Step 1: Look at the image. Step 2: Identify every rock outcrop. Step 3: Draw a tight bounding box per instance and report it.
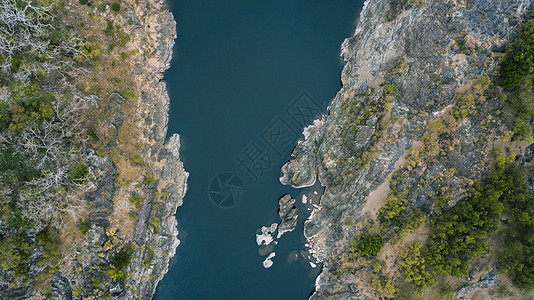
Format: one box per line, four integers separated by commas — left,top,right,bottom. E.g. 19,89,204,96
277,194,299,238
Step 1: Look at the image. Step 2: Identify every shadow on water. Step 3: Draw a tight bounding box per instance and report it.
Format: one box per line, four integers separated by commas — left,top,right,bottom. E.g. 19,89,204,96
155,1,363,299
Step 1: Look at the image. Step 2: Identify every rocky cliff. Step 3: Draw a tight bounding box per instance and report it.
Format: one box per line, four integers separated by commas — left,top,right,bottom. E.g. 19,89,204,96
282,0,534,298
0,0,185,298
71,0,188,298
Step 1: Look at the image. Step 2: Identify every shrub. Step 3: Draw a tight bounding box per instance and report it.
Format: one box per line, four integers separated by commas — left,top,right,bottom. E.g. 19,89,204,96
426,165,507,276
68,163,89,182
499,11,534,89
143,248,155,266
36,227,59,245
129,193,142,209
400,243,435,295
383,84,397,95
77,221,92,235
0,101,11,131
104,20,114,35
143,174,156,185
6,81,56,131
439,284,453,299
495,164,534,290
349,234,383,257
149,217,161,234
110,2,120,12
0,234,32,274
0,145,37,182
132,154,141,163
128,211,138,221
97,3,106,12
111,244,134,270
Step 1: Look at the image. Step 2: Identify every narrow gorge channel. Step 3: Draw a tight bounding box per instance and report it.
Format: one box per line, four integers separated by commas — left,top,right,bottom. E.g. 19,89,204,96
154,1,363,299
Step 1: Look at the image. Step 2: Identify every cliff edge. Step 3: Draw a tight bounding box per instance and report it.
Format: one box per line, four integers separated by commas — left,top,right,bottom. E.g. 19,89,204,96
282,0,534,298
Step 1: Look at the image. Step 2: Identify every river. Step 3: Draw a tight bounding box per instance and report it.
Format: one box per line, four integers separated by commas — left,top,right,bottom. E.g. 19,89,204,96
155,1,363,299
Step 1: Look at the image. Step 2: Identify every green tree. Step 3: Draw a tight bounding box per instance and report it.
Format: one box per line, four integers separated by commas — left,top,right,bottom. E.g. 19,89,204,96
349,234,383,257
400,243,435,295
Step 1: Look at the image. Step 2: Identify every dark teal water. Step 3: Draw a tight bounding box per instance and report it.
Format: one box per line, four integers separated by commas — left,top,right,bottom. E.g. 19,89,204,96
155,1,362,299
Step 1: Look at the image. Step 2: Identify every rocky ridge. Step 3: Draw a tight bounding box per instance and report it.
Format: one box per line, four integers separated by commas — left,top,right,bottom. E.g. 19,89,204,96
55,0,186,299
282,0,533,298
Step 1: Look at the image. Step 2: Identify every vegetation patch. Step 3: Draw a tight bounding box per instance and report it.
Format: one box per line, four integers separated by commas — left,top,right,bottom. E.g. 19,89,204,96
399,243,435,295
349,234,383,258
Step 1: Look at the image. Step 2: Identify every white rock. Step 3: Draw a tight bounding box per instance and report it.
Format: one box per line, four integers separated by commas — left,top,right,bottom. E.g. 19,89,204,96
255,223,278,246
263,252,276,268
302,194,308,204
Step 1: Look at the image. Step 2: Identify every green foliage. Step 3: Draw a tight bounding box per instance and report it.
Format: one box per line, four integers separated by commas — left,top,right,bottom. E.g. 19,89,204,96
399,243,435,295
143,174,156,185
0,101,11,131
36,227,61,265
36,227,59,245
5,81,55,131
0,234,32,276
349,234,383,258
496,285,515,297
118,32,129,47
132,154,141,163
1,201,33,230
77,221,92,235
76,41,101,61
501,90,534,141
110,2,120,12
379,193,408,223
129,193,142,209
110,244,134,272
88,274,104,288
0,145,37,182
406,0,426,7
107,267,124,281
368,261,397,298
378,191,427,240
499,11,534,89
439,284,453,299
426,166,507,277
128,211,138,221
383,84,397,96
494,150,516,170
68,163,89,182
452,76,490,121
148,217,161,234
104,20,114,36
97,3,106,12
495,164,534,290
143,247,155,266
497,12,534,141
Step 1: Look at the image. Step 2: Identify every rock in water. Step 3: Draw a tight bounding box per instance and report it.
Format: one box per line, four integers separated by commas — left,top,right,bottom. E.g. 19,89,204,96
255,223,278,246
277,194,298,238
263,252,276,268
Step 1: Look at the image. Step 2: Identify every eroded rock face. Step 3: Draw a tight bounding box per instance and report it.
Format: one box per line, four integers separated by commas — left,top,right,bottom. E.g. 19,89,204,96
121,2,188,298
277,194,299,238
49,0,186,299
281,0,533,298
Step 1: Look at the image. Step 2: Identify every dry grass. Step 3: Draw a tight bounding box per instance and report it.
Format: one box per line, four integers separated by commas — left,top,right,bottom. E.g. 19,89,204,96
53,0,152,239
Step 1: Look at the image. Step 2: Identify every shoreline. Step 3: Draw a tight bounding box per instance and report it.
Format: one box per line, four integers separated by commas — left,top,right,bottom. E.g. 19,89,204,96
281,0,532,298
124,0,188,297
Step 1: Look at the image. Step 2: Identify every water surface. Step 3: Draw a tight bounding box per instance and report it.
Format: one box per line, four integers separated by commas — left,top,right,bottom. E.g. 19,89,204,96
156,1,362,299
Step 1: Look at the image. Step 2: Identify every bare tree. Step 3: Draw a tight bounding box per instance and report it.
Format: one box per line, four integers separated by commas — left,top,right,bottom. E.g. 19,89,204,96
0,0,88,82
